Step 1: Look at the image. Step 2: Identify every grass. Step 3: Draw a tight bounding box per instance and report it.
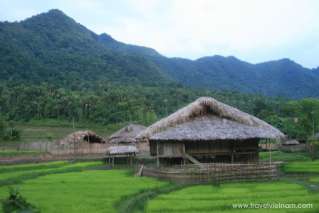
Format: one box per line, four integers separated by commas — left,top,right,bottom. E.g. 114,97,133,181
283,160,319,173
0,150,42,157
0,166,166,213
260,151,319,174
0,161,104,186
0,161,67,174
259,151,312,162
117,183,184,213
146,181,319,212
310,177,319,183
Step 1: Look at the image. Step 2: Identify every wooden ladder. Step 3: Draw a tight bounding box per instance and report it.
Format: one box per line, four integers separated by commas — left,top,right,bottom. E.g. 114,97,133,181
184,153,204,168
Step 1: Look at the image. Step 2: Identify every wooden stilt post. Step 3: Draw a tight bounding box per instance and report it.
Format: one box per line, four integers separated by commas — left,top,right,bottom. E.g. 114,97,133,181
269,142,272,164
182,143,186,167
156,143,160,168
231,141,234,163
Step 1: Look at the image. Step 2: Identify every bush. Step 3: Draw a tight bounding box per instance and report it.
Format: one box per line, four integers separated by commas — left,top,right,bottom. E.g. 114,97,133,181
309,140,319,160
0,118,6,139
2,187,40,213
3,127,21,141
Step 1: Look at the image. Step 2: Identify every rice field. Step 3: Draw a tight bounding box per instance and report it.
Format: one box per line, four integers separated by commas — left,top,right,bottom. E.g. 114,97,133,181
146,182,319,213
259,151,312,162
0,161,166,213
0,150,42,158
283,160,319,173
0,152,318,213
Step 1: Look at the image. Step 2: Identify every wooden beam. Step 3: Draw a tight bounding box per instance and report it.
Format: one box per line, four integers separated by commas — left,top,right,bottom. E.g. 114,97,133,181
184,153,204,168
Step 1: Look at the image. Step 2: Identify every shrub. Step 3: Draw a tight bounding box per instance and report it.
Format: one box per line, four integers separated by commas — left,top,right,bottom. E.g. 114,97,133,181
2,187,40,213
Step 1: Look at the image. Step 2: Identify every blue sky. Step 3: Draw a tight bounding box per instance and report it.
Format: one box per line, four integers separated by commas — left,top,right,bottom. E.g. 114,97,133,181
1,0,318,68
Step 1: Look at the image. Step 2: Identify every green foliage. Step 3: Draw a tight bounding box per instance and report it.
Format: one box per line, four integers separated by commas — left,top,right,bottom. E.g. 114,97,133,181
2,187,40,213
0,118,5,139
1,82,319,141
0,83,269,126
308,138,319,160
0,118,21,142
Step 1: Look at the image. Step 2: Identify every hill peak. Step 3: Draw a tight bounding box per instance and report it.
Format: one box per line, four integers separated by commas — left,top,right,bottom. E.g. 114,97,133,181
47,9,66,15
98,33,116,43
22,9,73,25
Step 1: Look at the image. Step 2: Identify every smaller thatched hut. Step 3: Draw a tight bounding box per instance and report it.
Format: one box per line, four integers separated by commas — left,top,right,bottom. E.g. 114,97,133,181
106,124,146,166
280,139,305,152
58,130,105,145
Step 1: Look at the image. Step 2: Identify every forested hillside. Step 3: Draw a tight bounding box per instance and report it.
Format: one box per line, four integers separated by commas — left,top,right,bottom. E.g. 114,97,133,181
0,9,171,89
0,9,319,98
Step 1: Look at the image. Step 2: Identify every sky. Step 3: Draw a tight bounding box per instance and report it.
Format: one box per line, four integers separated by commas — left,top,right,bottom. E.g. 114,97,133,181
0,0,318,68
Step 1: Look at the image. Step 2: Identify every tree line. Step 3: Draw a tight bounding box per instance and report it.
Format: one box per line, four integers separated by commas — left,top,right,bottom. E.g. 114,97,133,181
0,83,318,141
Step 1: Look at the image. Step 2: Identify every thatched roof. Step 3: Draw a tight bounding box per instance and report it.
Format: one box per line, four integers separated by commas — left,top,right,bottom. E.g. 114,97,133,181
108,124,146,144
282,139,300,145
107,145,138,154
58,130,105,145
137,97,285,142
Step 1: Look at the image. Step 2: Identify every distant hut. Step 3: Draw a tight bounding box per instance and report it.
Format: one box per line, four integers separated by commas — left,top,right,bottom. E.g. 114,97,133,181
53,130,106,156
106,124,146,166
137,97,284,167
58,130,105,145
282,139,300,146
280,139,305,152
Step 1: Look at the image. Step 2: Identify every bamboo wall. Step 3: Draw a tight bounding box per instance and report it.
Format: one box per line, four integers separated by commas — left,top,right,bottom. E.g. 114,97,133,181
142,162,280,183
0,141,110,155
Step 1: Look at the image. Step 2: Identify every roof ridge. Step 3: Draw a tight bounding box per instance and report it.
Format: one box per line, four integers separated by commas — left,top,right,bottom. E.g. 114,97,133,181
137,97,284,140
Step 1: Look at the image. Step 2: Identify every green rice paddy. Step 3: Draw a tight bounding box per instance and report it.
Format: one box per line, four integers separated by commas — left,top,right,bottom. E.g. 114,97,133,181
0,161,166,213
0,152,318,213
283,160,319,173
146,182,319,213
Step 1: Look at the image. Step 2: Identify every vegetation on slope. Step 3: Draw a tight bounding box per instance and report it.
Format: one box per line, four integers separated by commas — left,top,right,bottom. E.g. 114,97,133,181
1,9,319,98
1,84,319,142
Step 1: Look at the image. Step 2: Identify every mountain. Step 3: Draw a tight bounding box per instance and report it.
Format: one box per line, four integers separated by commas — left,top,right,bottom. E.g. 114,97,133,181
153,56,319,98
1,9,319,98
0,9,171,89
